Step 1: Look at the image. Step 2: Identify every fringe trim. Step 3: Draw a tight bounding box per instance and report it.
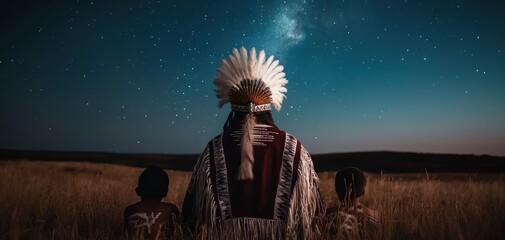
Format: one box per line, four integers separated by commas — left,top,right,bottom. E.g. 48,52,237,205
286,145,322,240
273,133,297,220
190,142,219,239
216,218,285,240
213,135,232,220
238,113,256,180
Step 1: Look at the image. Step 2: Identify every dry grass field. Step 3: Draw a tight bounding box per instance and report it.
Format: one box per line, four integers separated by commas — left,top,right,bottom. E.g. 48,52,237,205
0,160,504,239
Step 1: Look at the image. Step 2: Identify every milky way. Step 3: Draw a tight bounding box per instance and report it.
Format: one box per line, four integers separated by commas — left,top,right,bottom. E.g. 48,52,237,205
267,0,306,55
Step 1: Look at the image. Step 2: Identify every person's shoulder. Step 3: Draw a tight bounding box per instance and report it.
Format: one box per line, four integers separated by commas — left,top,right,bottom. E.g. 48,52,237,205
161,202,180,215
124,202,141,216
199,135,222,153
356,204,380,224
162,202,179,210
278,129,303,143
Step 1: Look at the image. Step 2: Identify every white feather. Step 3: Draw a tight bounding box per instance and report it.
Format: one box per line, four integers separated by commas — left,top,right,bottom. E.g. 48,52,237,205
229,54,241,81
218,61,235,83
249,47,257,77
255,50,266,78
240,47,249,79
217,59,238,91
262,60,280,84
270,72,286,83
260,56,275,77
264,65,283,85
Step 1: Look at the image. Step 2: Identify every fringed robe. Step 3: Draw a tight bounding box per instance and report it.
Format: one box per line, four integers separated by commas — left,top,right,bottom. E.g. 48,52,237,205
182,124,322,239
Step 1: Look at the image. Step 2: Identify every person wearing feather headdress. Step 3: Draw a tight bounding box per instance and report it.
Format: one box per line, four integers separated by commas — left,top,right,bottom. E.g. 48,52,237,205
182,47,322,239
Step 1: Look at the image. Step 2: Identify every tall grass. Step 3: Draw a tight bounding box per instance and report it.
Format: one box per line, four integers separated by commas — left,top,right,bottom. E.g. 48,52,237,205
0,160,504,239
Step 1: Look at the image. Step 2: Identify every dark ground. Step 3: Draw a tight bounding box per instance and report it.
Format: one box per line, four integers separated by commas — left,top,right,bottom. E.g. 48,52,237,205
1,149,504,173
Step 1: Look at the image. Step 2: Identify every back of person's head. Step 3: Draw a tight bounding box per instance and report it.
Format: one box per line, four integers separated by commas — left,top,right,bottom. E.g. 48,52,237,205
136,166,169,199
335,167,366,203
223,110,275,130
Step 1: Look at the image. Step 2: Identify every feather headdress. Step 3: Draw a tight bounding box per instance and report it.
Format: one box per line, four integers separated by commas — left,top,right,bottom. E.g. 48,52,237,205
213,47,288,111
213,47,288,180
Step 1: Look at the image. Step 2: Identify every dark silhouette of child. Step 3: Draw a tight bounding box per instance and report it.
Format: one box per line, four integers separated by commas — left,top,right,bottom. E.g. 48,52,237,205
124,166,180,240
326,167,379,239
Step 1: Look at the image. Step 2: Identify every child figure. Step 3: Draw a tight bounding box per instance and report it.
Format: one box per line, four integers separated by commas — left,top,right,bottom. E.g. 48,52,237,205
326,167,379,239
124,166,180,240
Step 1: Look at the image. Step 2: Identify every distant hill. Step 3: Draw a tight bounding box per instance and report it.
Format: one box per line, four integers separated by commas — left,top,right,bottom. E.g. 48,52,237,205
312,151,505,173
0,149,197,171
1,149,504,173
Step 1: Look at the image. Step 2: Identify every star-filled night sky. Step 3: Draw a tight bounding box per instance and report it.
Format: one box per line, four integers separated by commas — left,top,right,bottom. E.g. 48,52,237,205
1,0,504,156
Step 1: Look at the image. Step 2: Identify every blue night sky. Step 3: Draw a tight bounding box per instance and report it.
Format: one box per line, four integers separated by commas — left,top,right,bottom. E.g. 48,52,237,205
1,0,504,156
